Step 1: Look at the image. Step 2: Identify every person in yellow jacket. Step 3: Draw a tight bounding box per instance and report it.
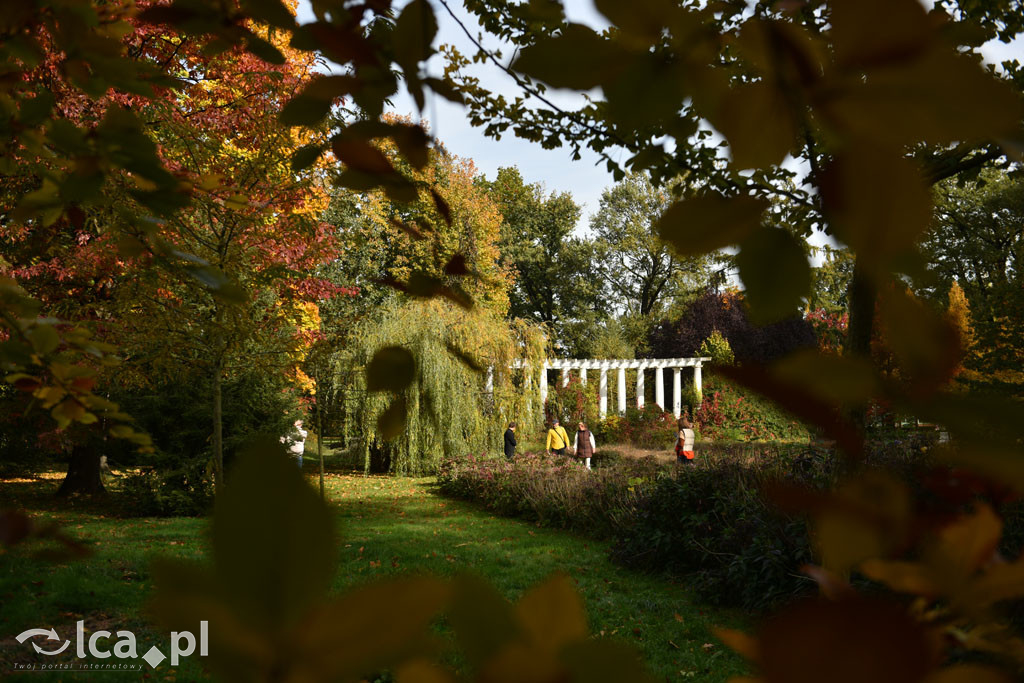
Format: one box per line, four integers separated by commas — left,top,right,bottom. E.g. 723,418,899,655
546,418,570,457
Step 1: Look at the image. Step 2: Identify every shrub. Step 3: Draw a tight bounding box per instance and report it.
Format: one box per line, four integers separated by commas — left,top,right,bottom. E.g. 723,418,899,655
593,404,677,450
111,370,301,516
437,450,667,538
544,375,600,427
440,440,940,613
610,448,823,611
120,455,213,517
694,376,811,442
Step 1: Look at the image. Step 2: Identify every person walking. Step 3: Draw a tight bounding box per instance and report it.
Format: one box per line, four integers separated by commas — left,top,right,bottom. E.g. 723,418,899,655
504,421,517,459
546,418,570,457
283,419,307,468
573,421,595,470
675,416,695,464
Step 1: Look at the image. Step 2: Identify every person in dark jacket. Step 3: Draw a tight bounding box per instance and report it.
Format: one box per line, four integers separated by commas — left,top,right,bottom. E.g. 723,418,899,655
503,421,517,459
573,421,595,470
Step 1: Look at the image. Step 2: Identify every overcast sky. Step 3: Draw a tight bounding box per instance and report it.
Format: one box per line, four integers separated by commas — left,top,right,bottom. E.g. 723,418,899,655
297,0,1024,242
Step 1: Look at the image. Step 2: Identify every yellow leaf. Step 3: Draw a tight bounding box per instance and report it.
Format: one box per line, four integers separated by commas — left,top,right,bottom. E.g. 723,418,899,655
933,503,1001,583
957,559,1024,610
816,512,884,575
713,81,796,169
34,385,67,409
224,194,248,210
924,665,1013,683
714,627,760,662
859,559,940,597
395,658,457,683
197,173,225,191
515,573,587,654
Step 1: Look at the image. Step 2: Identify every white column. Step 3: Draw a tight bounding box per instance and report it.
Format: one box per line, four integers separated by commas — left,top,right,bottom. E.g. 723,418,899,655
617,367,626,415
580,367,588,386
672,367,682,418
655,366,664,410
694,363,703,403
636,364,645,409
562,367,570,387
599,367,608,418
539,365,548,406
486,366,494,395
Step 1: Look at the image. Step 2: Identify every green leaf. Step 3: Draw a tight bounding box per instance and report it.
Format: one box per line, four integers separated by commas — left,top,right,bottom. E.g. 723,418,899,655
291,144,323,172
736,227,810,323
604,53,689,128
423,77,464,105
822,47,1023,147
771,351,880,405
829,0,930,70
27,324,60,355
212,441,337,632
392,0,437,73
19,90,55,126
712,81,797,169
186,266,247,304
377,396,408,440
301,74,359,100
245,34,286,65
877,289,960,390
240,0,295,29
657,194,768,255
332,137,395,174
390,122,431,170
513,24,629,89
594,0,677,43
280,95,333,127
295,576,451,681
820,147,931,267
448,575,520,669
366,346,416,392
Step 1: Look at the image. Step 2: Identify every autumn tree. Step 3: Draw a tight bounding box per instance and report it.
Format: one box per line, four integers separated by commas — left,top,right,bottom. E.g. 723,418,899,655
921,168,1024,391
480,166,601,357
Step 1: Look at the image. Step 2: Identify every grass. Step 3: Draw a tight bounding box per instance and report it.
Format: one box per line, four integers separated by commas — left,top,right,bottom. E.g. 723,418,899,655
0,463,750,682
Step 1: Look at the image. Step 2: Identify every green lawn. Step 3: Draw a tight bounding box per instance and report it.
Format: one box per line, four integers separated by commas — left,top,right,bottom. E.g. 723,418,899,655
0,467,749,681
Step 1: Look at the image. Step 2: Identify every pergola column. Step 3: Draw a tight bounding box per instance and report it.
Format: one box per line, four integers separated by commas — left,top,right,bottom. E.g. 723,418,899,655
562,368,570,387
636,364,645,409
599,367,608,418
539,365,548,406
486,366,494,395
672,367,682,418
580,367,588,386
694,363,703,402
654,366,664,410
617,367,626,415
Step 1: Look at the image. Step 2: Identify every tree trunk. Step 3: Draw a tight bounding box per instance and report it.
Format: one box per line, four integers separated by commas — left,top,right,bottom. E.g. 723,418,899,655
845,257,877,433
213,358,224,497
56,443,105,497
317,390,325,501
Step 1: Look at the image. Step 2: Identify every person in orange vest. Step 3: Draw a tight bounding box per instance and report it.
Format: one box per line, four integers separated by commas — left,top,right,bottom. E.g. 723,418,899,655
546,418,570,457
675,416,695,464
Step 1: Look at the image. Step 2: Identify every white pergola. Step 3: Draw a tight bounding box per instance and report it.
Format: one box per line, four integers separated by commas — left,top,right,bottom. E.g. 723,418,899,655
498,358,710,419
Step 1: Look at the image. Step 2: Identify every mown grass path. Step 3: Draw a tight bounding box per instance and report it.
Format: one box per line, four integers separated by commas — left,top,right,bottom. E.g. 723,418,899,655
1,470,749,681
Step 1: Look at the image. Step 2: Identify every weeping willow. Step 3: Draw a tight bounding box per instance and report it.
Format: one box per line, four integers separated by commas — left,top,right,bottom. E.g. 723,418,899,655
342,299,546,474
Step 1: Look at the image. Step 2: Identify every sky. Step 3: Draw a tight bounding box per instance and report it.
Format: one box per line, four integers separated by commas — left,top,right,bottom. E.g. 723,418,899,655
296,0,1024,240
